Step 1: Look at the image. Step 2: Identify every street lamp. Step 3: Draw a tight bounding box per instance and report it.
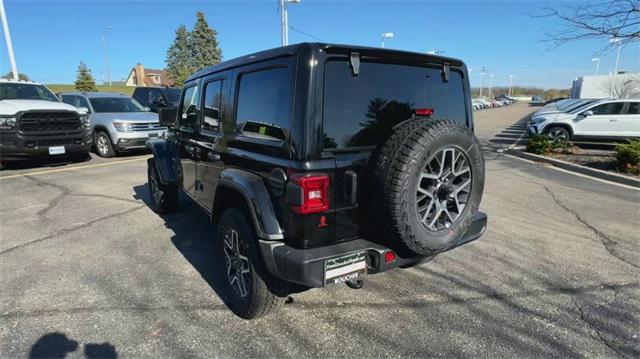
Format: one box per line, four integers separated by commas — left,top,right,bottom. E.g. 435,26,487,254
381,32,394,48
488,74,494,98
610,37,622,77
279,0,300,46
591,57,600,76
0,0,18,80
508,74,515,97
102,26,113,86
479,67,486,98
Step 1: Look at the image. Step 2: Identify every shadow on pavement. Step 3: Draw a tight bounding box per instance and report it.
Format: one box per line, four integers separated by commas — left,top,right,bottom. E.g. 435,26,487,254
132,184,231,307
29,332,117,358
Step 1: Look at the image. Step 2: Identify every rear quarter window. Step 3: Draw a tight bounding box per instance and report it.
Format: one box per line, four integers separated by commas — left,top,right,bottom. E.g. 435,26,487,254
323,61,467,149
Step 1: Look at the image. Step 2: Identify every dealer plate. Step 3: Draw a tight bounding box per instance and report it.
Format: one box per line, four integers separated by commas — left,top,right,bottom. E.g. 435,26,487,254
324,251,367,286
48,146,66,155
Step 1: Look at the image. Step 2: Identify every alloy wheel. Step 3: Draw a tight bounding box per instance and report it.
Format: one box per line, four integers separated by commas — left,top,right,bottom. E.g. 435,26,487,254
96,135,109,156
548,128,569,142
416,147,472,231
223,227,251,298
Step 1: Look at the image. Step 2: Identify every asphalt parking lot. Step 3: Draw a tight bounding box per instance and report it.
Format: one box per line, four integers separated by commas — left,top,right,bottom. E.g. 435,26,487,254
1,103,638,358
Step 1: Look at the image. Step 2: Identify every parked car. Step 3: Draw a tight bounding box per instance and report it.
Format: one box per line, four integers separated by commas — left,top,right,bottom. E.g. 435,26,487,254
533,98,598,117
0,79,91,164
146,43,487,319
60,92,164,158
132,87,181,113
529,96,546,106
528,99,640,141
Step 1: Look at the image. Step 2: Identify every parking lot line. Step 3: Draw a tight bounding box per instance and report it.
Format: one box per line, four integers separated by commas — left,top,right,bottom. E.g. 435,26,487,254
0,156,150,180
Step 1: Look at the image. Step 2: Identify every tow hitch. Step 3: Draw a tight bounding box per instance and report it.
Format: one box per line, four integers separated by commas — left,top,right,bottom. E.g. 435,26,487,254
345,278,364,289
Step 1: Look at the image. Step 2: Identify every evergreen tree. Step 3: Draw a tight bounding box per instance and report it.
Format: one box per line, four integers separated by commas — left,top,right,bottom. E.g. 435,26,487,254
190,12,222,70
165,25,194,86
74,62,97,92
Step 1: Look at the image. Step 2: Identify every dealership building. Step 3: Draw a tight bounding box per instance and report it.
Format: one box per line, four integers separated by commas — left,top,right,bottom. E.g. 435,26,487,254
571,72,640,99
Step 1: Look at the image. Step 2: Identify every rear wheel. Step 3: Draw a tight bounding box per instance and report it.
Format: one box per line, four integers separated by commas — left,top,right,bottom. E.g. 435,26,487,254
372,119,485,256
214,208,284,319
94,131,116,158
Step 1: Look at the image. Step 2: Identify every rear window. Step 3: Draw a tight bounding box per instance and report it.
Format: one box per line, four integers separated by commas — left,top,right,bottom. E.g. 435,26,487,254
323,61,467,149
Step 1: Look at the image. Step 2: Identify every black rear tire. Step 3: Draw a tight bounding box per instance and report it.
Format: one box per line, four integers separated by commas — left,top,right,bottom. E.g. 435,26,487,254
147,158,179,213
372,118,485,256
213,208,284,319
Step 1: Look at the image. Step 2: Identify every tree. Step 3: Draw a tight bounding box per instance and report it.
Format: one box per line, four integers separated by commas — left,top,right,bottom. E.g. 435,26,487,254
190,12,223,70
74,62,97,92
165,25,194,86
2,72,30,81
537,0,640,50
599,74,640,98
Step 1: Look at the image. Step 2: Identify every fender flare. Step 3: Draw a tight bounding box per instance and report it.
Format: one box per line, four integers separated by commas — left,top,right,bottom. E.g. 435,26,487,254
147,139,179,186
216,168,284,240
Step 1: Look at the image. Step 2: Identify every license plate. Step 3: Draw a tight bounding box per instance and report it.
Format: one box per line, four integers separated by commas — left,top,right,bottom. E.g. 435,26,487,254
148,132,158,138
324,251,367,286
48,146,66,155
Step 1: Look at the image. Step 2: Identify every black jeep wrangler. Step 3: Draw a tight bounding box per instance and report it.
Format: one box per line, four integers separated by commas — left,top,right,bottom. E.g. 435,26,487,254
147,43,486,319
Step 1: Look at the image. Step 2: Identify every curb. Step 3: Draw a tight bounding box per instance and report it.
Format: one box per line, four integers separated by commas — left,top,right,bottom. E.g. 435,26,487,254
505,149,640,188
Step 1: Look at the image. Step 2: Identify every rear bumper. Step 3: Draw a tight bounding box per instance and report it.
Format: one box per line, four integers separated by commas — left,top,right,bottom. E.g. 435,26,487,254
260,211,488,288
0,130,92,160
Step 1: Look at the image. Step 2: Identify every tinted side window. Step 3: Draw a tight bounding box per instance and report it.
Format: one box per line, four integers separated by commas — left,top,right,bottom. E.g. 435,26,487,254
178,85,200,131
590,102,624,115
625,102,640,115
148,89,163,105
202,80,223,132
323,61,467,149
133,89,146,104
235,67,291,141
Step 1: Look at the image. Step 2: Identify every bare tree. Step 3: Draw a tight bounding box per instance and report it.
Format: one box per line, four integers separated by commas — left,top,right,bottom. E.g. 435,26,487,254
599,74,640,98
537,0,640,50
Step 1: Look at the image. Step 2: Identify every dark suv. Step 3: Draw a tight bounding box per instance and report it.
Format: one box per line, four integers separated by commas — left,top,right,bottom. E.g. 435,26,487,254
132,87,181,113
147,43,486,319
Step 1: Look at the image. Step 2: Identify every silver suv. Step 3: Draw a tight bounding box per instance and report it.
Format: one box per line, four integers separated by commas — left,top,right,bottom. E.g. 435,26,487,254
60,92,165,157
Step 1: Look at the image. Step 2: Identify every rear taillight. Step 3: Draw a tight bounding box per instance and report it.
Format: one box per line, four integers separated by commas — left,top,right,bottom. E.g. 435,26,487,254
415,108,434,116
290,173,329,214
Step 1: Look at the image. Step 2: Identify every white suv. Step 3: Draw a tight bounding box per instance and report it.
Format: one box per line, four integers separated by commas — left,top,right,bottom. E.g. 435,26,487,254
528,99,640,142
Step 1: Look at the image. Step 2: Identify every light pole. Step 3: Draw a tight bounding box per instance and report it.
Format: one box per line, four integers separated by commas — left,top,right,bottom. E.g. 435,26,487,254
279,0,300,46
381,32,394,48
479,66,486,98
591,57,600,76
0,0,18,80
102,26,113,86
508,74,515,97
488,74,494,98
611,37,622,77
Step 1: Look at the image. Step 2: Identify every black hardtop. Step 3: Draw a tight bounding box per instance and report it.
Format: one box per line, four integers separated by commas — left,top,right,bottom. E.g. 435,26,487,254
186,42,465,82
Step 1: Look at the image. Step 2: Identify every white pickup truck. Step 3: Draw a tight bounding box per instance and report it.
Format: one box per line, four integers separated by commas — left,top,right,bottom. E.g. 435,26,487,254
0,79,92,163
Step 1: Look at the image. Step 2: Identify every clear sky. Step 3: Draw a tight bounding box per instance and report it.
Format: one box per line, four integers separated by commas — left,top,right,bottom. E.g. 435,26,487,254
1,0,638,89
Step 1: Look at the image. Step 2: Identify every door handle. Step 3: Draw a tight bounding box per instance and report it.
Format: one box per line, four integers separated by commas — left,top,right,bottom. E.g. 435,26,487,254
609,119,618,122
207,152,221,161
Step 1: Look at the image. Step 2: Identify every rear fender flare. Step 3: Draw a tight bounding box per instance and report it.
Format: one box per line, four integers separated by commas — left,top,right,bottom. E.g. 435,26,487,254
147,139,179,186
215,168,284,240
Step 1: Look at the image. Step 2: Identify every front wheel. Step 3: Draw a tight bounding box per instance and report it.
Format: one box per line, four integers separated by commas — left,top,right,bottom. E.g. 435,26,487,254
214,208,284,319
94,131,116,158
546,126,571,143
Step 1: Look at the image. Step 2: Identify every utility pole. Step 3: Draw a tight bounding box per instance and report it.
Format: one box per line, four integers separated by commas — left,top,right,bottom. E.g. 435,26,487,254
102,26,113,86
508,74,515,97
488,74,494,98
479,66,486,98
279,0,300,46
0,0,18,80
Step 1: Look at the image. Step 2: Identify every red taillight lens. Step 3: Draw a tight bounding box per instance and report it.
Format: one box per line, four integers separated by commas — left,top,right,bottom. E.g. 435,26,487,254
384,251,396,263
290,173,329,214
415,108,434,116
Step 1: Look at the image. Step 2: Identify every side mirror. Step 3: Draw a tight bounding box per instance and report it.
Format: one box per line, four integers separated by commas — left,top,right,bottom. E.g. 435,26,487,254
78,107,89,114
582,110,594,117
144,107,151,112
158,107,178,127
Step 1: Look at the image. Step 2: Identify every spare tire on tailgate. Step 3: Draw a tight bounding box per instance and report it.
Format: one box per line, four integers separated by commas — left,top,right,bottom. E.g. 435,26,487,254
372,118,485,256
